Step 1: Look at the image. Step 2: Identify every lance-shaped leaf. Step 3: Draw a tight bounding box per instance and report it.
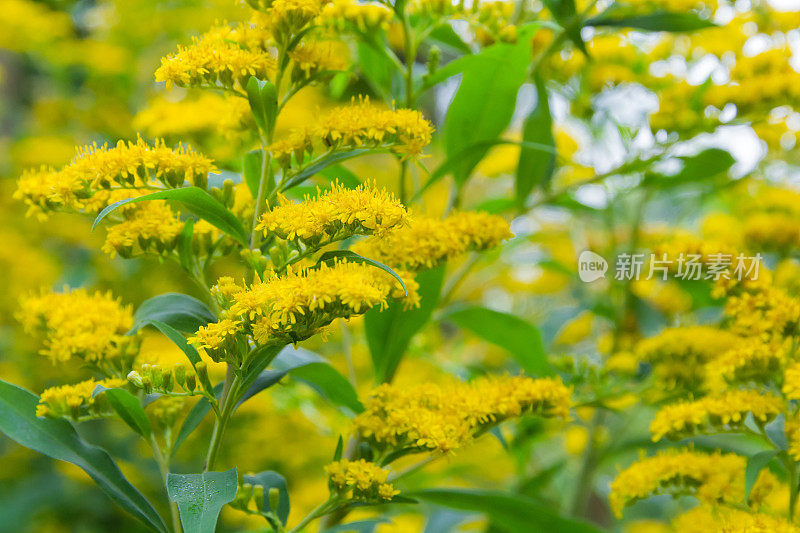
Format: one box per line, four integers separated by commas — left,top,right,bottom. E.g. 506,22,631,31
586,10,715,32
138,320,203,368
93,187,248,245
246,77,278,137
517,76,555,202
282,149,373,191
131,293,216,335
166,468,238,533
412,488,603,533
444,306,553,376
366,266,445,382
92,386,152,439
745,451,778,502
0,380,168,532
243,149,265,198
443,27,535,187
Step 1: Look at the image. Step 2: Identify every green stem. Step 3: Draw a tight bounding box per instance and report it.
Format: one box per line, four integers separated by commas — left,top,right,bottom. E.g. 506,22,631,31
250,148,273,250
151,436,182,533
203,368,241,472
289,497,340,533
789,458,798,521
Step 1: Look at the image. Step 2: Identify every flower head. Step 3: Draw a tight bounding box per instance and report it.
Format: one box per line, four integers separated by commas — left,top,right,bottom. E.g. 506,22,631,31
324,459,399,501
37,378,127,420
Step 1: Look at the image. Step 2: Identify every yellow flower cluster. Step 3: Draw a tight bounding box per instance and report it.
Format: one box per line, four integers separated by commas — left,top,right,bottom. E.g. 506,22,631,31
353,376,571,453
0,0,72,53
14,138,215,217
257,182,409,247
271,98,434,161
191,261,414,357
635,326,738,390
19,289,139,369
259,0,329,39
706,48,800,115
354,211,512,271
705,338,786,390
782,361,800,400
288,41,348,81
133,94,253,140
324,459,399,501
673,506,800,533
649,390,783,442
724,285,800,341
102,202,185,259
37,378,128,419
609,449,766,518
320,0,392,32
155,22,276,92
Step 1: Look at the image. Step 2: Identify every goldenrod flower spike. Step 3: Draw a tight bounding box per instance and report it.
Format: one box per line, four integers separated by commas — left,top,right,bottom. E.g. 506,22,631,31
354,211,513,271
37,378,128,420
609,449,775,518
18,289,138,368
324,459,399,501
353,375,571,454
256,181,409,248
218,259,417,346
649,390,783,442
14,137,216,218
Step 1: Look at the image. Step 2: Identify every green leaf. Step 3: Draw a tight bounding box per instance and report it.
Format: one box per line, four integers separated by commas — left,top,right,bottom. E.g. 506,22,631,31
239,344,285,395
321,520,390,533
333,435,344,461
517,76,555,202
243,149,265,198
167,468,238,533
93,187,249,245
412,488,603,533
357,41,403,101
317,250,407,295
366,266,445,382
745,450,778,502
428,23,472,55
0,380,168,532
443,28,535,186
444,306,552,376
140,320,203,367
238,347,364,413
765,414,788,450
416,139,557,202
177,219,196,273
132,293,216,335
172,383,223,458
291,363,364,413
243,471,290,526
586,10,715,32
246,77,278,137
92,386,152,439
282,149,373,192
669,148,735,184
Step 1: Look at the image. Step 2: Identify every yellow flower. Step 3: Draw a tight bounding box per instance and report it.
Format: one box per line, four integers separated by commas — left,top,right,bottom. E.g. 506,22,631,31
324,459,399,501
133,93,253,140
320,0,392,32
288,40,348,80
649,390,783,442
609,449,771,518
673,505,800,533
705,338,786,391
189,319,244,363
155,21,276,92
354,211,512,270
220,260,415,346
14,138,216,218
19,289,139,370
37,378,128,420
635,326,738,391
353,375,571,454
102,202,185,259
257,182,409,247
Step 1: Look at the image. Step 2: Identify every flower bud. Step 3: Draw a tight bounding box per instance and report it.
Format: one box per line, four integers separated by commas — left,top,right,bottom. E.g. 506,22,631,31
174,363,186,388
127,371,144,389
161,367,174,392
195,361,212,391
268,487,280,513
185,371,197,392
254,486,266,512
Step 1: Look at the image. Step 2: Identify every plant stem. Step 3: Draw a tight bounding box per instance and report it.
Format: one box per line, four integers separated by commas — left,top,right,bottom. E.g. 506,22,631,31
151,436,182,533
398,10,416,204
203,367,241,472
789,458,798,521
289,497,339,533
250,148,273,250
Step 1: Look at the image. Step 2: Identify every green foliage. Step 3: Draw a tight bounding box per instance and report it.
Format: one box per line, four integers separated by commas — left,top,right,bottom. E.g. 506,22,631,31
166,468,238,533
